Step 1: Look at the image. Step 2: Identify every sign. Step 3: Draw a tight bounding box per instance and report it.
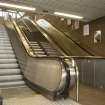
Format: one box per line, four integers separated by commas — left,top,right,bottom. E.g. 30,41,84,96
83,24,89,36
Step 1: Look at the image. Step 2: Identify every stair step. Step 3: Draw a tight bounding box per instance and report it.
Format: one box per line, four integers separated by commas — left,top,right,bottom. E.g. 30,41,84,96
0,50,14,54
0,39,10,41
0,37,8,38
0,47,12,50
0,69,21,75
0,34,8,36
0,59,17,63
0,45,12,48
0,54,15,59
0,75,23,81
0,63,18,69
0,42,11,45
0,81,25,88
0,43,11,46
0,27,25,88
0,36,9,38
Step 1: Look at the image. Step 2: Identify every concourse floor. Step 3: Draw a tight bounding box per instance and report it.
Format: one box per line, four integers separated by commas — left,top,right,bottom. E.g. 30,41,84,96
70,84,105,105
1,86,80,105
0,84,105,105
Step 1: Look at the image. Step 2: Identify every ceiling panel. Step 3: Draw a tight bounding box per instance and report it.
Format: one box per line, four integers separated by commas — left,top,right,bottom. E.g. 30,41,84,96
1,0,105,21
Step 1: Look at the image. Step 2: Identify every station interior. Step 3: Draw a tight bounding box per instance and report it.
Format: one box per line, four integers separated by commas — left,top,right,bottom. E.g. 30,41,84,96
0,0,105,105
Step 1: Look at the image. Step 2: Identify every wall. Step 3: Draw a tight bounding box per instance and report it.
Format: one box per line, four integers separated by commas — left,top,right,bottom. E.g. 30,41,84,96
35,15,105,57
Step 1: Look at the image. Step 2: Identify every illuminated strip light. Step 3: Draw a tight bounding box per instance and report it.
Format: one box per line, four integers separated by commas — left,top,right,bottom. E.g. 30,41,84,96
54,12,83,19
0,2,36,11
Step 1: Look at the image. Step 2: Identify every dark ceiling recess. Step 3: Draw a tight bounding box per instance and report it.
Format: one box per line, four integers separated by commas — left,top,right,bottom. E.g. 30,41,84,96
42,10,49,13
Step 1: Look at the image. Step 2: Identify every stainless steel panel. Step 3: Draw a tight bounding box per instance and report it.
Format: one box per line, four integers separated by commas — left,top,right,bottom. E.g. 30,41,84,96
95,59,105,88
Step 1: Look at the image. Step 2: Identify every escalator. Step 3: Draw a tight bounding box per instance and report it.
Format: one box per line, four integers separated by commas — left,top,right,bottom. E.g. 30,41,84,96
28,18,92,57
3,16,79,103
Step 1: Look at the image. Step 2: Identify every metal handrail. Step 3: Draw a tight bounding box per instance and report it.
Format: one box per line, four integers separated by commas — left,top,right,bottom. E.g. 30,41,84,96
12,20,36,57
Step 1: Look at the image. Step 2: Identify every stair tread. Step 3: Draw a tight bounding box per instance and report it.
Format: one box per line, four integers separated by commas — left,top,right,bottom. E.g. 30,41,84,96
0,27,24,88
0,81,25,88
0,75,23,81
0,59,17,63
0,63,19,69
0,69,21,75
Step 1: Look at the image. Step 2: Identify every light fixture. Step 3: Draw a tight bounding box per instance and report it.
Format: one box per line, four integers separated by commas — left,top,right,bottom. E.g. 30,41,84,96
0,2,36,11
54,12,83,20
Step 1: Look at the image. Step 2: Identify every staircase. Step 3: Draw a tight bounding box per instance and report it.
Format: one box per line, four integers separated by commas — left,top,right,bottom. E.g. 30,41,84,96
0,25,25,88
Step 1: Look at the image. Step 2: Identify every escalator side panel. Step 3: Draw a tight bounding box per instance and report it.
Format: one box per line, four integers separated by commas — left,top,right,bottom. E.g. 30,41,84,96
25,58,62,91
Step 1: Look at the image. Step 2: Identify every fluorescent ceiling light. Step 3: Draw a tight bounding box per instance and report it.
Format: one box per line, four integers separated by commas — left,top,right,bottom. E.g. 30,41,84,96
54,12,83,19
0,2,36,11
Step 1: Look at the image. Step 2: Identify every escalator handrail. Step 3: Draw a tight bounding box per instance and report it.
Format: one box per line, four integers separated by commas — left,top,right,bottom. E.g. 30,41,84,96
12,19,36,57
10,19,68,59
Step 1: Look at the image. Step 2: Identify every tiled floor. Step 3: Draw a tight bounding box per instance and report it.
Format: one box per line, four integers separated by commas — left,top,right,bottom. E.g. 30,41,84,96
0,84,105,105
70,84,105,105
1,86,80,105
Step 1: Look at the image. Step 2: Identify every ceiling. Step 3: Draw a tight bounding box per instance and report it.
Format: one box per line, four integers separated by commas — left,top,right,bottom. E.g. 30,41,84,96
1,0,105,21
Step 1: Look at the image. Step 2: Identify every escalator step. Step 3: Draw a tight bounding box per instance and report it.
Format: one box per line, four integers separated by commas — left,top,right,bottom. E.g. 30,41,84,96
30,43,39,46
45,49,57,52
29,42,38,44
33,49,43,51
47,52,58,55
32,46,40,48
35,51,45,54
37,55,47,57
